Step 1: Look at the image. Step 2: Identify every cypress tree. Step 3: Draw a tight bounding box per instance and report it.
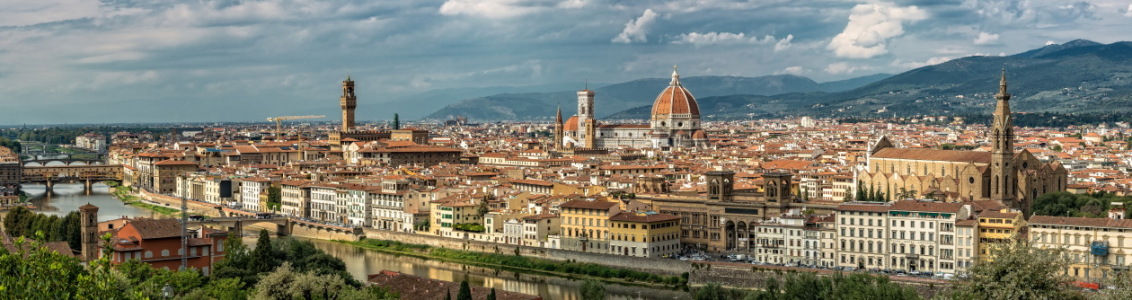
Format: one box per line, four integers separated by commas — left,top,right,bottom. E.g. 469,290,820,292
457,280,472,300
393,113,400,130
487,288,496,300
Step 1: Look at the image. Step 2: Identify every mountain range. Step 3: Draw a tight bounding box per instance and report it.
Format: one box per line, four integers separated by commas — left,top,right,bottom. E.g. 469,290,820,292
422,74,892,121
610,40,1132,120
422,39,1132,122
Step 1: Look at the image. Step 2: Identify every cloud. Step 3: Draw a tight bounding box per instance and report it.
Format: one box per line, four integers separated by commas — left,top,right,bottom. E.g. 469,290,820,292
439,0,571,19
777,66,806,75
973,32,1000,45
612,9,659,44
670,32,787,45
893,56,953,69
774,34,794,52
1125,4,1132,17
827,2,928,58
825,62,859,74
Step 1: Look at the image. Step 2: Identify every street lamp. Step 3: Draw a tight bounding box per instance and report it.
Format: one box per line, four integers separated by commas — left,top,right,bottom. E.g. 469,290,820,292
162,284,174,299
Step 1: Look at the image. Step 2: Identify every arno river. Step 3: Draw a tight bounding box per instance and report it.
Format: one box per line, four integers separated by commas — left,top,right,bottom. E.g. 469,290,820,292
16,184,690,300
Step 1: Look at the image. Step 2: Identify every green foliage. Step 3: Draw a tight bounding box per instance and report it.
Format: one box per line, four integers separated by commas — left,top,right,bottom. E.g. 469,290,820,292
940,144,978,151
487,288,497,300
457,280,472,300
453,223,486,233
949,238,1082,300
251,229,278,273
694,282,727,300
249,262,396,300
1032,192,1129,218
580,279,606,300
0,137,21,153
266,186,282,212
1,206,81,249
744,272,920,300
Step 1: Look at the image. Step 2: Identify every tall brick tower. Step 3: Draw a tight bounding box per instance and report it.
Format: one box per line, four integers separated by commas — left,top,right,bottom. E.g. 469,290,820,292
79,203,99,261
340,76,357,132
990,70,1016,208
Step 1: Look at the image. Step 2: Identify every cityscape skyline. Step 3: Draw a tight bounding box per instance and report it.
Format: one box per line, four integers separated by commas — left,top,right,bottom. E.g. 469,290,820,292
4,0,1132,124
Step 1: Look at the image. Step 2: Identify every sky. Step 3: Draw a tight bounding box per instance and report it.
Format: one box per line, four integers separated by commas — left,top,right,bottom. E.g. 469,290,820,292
3,0,1132,124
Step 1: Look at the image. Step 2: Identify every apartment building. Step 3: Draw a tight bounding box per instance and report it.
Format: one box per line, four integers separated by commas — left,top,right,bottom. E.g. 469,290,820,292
1028,215,1132,282
607,211,680,258
558,199,620,253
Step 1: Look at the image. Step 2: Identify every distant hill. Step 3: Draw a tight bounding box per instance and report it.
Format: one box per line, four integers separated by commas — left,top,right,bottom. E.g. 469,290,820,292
608,40,1132,120
422,74,890,121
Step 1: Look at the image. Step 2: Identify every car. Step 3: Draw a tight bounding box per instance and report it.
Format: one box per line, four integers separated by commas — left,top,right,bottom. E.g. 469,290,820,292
896,271,907,276
909,270,922,276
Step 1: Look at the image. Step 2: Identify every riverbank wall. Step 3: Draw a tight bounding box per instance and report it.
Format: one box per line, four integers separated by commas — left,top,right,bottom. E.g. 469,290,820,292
362,228,691,276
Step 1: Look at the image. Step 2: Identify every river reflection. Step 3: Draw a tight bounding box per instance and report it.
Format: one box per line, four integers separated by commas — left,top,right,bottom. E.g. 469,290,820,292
300,238,690,300
20,183,160,222
12,185,689,300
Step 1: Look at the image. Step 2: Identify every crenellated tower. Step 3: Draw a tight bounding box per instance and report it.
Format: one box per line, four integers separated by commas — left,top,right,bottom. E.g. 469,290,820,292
577,89,596,148
340,76,357,132
990,69,1016,207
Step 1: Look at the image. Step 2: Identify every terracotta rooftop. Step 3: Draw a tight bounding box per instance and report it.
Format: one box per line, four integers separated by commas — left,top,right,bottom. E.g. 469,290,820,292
126,219,183,239
872,148,991,164
1028,215,1132,228
609,211,680,223
559,199,619,210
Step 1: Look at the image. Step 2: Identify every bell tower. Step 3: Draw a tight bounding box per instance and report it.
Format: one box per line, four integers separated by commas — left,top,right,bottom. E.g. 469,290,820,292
340,76,357,132
577,89,596,148
990,69,1016,208
79,203,99,261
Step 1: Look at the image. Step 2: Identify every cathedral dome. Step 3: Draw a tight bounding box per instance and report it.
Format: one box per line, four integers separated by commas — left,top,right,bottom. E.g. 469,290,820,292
651,68,700,117
563,116,579,131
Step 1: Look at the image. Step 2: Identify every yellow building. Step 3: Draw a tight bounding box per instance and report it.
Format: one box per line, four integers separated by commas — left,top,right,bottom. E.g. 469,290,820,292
976,209,1024,260
608,211,681,258
559,199,620,253
430,198,483,237
1029,215,1132,282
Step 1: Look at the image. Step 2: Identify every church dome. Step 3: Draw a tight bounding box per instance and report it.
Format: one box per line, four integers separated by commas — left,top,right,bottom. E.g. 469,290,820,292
563,116,579,131
651,68,700,117
692,129,707,140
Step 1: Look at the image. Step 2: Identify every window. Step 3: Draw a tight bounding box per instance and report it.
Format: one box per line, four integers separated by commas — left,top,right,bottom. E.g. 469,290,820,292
161,250,170,257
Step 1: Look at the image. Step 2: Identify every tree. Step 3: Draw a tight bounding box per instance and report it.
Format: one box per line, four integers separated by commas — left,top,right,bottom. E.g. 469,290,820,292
251,229,278,273
266,186,282,212
949,238,1083,300
457,279,472,300
487,288,497,300
694,282,726,300
580,279,606,300
393,113,400,130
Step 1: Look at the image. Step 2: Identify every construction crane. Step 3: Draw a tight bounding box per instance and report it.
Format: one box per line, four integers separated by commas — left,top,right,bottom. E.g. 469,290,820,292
266,115,324,140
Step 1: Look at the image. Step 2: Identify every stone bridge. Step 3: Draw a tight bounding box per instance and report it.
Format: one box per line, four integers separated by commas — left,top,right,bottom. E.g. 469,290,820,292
21,154,106,167
21,164,123,191
190,216,291,236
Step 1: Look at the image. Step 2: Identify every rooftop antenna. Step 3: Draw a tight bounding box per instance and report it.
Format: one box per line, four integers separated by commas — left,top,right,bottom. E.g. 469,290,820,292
585,79,588,90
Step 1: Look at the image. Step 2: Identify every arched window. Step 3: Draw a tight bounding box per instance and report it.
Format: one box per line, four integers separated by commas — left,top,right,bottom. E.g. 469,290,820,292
145,251,153,258
161,249,169,257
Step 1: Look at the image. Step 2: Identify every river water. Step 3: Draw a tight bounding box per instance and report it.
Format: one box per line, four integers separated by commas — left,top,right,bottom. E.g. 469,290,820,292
16,186,690,300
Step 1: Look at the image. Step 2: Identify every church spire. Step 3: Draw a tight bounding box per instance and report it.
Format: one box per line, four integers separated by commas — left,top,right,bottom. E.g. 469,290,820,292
556,103,562,124
990,68,1016,207
995,69,1009,101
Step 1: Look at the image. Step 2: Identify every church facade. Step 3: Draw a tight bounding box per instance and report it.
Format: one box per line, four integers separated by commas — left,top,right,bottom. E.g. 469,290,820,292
855,71,1067,215
555,68,709,150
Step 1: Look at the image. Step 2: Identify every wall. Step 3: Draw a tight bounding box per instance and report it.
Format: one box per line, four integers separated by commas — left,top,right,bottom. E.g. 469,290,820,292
361,229,690,275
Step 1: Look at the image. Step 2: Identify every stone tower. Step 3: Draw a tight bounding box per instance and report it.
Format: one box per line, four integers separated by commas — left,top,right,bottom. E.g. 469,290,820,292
990,70,1016,208
705,170,735,202
554,104,564,151
340,76,357,132
576,89,596,148
79,203,99,261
